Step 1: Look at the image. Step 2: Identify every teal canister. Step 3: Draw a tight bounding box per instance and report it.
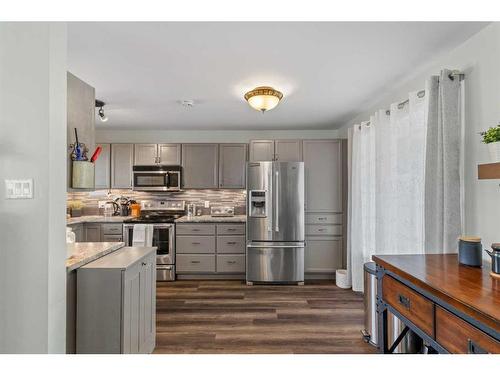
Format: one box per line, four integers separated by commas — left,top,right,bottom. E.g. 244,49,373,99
458,236,483,267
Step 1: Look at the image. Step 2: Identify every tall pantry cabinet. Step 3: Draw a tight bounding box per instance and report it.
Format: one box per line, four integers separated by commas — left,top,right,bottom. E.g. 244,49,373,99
302,140,345,278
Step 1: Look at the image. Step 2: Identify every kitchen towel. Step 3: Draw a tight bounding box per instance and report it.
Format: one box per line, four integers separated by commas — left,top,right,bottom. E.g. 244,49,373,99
133,224,153,247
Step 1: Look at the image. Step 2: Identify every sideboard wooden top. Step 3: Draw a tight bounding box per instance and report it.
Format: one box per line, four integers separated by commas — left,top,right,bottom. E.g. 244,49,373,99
373,254,500,332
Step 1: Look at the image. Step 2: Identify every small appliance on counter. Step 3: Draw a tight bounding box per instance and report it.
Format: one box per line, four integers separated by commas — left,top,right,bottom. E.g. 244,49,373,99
210,206,235,217
104,201,119,217
485,243,500,278
458,236,483,267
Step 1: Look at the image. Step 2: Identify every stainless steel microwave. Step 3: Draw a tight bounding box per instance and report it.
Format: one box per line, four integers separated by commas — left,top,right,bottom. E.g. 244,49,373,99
132,165,182,191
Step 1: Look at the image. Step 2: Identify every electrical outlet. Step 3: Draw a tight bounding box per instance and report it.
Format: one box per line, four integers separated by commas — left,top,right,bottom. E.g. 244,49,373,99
5,179,33,199
204,200,210,208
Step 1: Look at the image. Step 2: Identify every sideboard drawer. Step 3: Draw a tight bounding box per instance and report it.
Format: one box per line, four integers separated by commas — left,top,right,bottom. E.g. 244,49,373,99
436,306,500,353
382,275,434,337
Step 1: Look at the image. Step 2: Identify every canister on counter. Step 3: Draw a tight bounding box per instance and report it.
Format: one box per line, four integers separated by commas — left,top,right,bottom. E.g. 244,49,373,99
458,236,483,267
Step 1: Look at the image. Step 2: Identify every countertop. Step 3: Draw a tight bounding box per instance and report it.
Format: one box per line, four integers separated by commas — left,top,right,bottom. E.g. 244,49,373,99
80,246,157,269
67,215,133,225
175,215,246,223
66,242,125,272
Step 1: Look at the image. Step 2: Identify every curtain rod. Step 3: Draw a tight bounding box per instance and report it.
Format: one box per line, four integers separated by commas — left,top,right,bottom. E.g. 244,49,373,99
361,70,464,127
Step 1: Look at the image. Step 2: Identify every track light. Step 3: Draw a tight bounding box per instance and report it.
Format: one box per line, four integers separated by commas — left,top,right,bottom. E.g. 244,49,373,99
95,99,108,122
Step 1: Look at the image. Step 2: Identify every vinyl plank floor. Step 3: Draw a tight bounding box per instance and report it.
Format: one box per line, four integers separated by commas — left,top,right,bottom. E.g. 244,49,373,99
154,280,376,354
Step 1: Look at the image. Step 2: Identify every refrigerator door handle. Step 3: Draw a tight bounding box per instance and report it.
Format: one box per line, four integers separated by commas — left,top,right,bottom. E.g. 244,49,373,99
267,168,272,233
275,169,279,232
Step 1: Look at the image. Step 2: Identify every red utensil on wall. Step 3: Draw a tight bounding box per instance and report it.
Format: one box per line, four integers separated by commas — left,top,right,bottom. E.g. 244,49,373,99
90,146,102,163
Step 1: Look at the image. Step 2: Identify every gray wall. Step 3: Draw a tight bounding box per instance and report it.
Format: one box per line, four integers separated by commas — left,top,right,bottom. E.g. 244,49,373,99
339,23,500,257
0,23,67,353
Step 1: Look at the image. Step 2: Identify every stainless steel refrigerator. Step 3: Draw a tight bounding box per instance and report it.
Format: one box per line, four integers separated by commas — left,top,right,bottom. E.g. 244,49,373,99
246,161,305,284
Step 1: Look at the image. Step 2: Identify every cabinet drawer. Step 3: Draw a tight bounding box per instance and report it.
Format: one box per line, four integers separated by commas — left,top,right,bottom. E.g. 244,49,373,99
436,306,500,353
305,224,342,236
101,234,123,242
305,213,342,225
177,255,215,273
176,236,215,254
217,236,246,254
176,224,216,235
382,275,434,337
217,255,245,273
217,224,245,235
101,223,123,235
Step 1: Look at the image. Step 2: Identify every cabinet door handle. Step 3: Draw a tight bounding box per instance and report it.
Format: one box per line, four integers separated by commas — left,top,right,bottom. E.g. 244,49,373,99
226,242,237,245
227,261,237,264
190,260,200,264
398,294,411,309
318,217,327,221
191,242,201,245
192,229,200,232
141,262,147,266
317,228,325,232
227,228,236,232
468,339,488,354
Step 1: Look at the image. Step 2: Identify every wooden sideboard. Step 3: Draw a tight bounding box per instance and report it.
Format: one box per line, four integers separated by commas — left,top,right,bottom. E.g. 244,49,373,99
373,254,499,354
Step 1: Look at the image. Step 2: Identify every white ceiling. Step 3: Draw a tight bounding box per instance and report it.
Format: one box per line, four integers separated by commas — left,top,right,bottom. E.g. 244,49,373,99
68,22,487,130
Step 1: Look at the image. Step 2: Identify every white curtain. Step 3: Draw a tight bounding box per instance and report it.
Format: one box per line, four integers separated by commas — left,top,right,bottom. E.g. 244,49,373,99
349,89,430,292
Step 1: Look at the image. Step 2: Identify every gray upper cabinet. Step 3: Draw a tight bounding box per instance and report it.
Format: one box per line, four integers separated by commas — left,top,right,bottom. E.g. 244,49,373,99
111,144,134,189
134,144,181,165
275,140,302,161
249,140,275,161
94,143,111,189
182,144,219,189
219,144,247,188
134,144,157,165
249,140,302,161
303,140,342,212
158,144,181,165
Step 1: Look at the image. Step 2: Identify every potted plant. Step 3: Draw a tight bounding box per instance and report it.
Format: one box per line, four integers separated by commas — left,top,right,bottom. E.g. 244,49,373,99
481,124,500,162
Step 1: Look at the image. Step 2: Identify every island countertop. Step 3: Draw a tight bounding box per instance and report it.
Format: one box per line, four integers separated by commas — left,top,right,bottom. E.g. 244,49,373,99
175,215,246,223
67,215,133,225
66,242,125,272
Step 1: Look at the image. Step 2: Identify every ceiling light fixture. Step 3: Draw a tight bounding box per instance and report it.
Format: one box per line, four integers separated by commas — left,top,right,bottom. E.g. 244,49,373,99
244,86,283,113
95,99,108,122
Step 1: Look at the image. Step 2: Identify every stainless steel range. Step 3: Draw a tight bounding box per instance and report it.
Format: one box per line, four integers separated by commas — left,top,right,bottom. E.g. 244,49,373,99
123,200,185,281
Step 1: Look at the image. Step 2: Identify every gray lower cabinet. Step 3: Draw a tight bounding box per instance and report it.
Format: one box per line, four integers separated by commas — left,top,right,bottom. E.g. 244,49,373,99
219,144,247,188
85,224,101,242
77,247,156,354
71,224,84,242
94,143,111,189
111,144,134,189
182,144,219,188
176,223,245,276
305,237,343,274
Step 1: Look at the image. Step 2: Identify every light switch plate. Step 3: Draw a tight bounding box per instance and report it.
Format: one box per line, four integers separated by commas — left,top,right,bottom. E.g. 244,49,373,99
5,179,34,199
204,200,210,208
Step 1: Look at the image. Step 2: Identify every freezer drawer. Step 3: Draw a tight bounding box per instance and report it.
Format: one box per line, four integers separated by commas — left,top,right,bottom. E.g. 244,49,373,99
246,242,304,283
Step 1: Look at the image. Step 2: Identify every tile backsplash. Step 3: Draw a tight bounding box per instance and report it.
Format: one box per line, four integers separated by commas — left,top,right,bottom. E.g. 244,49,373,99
67,189,247,216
